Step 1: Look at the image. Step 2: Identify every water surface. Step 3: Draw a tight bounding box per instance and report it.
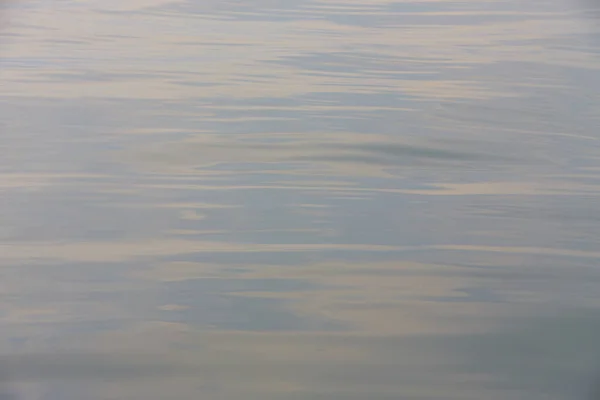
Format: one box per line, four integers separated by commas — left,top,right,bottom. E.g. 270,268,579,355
2,0,600,399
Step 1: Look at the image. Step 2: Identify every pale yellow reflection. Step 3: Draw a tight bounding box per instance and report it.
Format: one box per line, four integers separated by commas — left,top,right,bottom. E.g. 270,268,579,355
0,173,106,190
86,0,183,12
0,239,404,262
5,234,600,263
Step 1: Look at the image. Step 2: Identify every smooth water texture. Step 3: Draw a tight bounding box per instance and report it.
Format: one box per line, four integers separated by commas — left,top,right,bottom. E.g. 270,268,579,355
2,0,600,399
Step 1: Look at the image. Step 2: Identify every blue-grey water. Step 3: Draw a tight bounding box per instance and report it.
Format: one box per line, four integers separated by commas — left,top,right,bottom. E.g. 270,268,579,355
2,0,600,399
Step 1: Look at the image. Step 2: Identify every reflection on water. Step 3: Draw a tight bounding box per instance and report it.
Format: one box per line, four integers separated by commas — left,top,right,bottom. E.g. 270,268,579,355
2,0,600,399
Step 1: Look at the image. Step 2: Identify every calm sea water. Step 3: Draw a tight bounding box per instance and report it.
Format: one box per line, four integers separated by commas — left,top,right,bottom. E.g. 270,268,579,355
2,0,600,399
